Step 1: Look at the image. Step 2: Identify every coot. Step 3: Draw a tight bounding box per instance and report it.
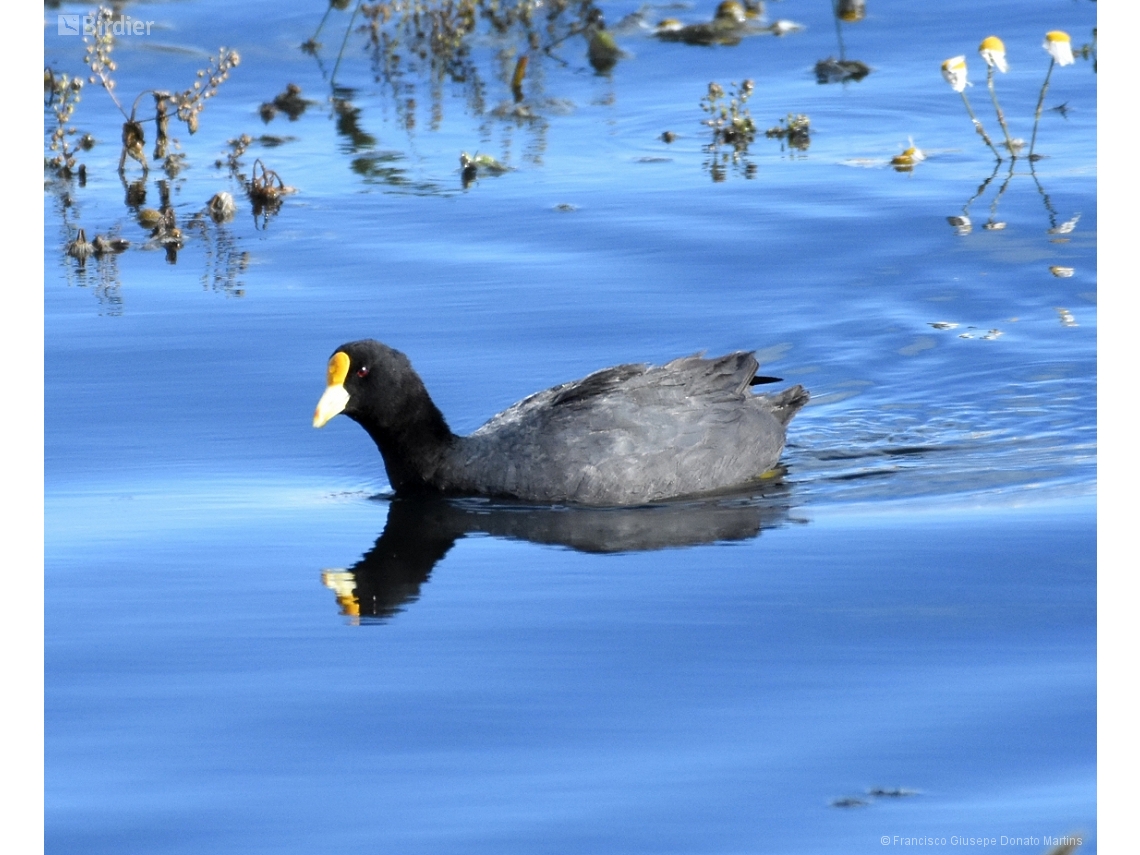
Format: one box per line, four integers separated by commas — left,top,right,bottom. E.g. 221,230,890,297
314,339,808,506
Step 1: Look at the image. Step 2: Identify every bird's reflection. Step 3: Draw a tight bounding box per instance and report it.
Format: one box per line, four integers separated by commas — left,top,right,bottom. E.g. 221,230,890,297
321,488,799,623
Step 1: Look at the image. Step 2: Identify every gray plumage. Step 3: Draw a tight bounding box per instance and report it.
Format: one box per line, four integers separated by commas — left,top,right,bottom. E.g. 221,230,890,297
321,340,809,506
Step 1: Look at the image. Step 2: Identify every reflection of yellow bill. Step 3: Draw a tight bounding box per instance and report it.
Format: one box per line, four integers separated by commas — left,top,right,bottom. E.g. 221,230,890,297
321,570,360,622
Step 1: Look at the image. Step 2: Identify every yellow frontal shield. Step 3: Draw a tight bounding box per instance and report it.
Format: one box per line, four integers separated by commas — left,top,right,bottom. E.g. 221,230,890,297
313,351,351,428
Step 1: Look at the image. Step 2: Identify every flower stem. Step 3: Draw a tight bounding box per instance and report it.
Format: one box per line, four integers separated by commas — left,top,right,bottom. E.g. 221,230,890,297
959,91,1002,161
1028,58,1056,160
831,0,847,60
961,159,1001,218
1029,158,1059,229
986,159,1015,225
986,66,1016,158
331,0,362,86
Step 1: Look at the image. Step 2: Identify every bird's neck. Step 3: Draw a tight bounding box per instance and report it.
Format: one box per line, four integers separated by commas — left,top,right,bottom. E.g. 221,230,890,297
356,397,456,495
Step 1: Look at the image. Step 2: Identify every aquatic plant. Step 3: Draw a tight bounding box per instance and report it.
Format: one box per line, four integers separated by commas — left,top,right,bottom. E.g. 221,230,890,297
246,159,295,223
818,0,869,84
701,80,756,151
459,151,511,188
890,139,925,172
260,84,311,123
941,54,1003,161
835,0,866,24
765,114,811,151
814,57,870,84
1029,31,1074,160
700,80,758,181
80,6,240,175
44,70,88,179
584,10,622,73
654,1,755,47
978,36,1018,156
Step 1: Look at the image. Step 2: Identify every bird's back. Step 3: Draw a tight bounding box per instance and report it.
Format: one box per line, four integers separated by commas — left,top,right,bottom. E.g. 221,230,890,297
444,352,808,505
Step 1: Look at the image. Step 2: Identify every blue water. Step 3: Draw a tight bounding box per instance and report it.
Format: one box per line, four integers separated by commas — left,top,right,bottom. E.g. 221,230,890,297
45,0,1096,850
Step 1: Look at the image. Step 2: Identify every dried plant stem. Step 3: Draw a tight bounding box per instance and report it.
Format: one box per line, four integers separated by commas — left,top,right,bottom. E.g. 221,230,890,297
959,90,1002,161
985,67,1016,157
1028,58,1055,159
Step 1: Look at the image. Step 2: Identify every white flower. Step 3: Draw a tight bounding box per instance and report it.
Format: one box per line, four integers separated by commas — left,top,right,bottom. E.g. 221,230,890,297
941,55,968,92
1044,31,1075,66
979,36,1008,73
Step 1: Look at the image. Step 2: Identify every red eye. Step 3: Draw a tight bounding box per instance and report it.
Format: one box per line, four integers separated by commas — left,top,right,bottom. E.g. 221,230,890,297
356,366,369,378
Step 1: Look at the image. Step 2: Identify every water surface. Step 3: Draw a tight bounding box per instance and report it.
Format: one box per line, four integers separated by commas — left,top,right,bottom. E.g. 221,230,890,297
45,0,1097,850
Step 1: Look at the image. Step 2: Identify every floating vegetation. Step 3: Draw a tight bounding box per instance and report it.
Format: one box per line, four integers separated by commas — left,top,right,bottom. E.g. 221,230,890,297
702,80,755,150
814,57,870,84
459,151,512,188
259,83,311,122
93,234,130,255
654,1,760,47
137,208,164,229
66,228,95,264
584,10,624,73
835,0,866,23
765,114,811,151
45,70,86,178
890,139,925,171
866,787,918,798
246,159,295,221
217,134,255,173
207,191,238,224
768,20,804,36
701,80,756,180
830,797,869,808
144,208,185,262
818,0,869,83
